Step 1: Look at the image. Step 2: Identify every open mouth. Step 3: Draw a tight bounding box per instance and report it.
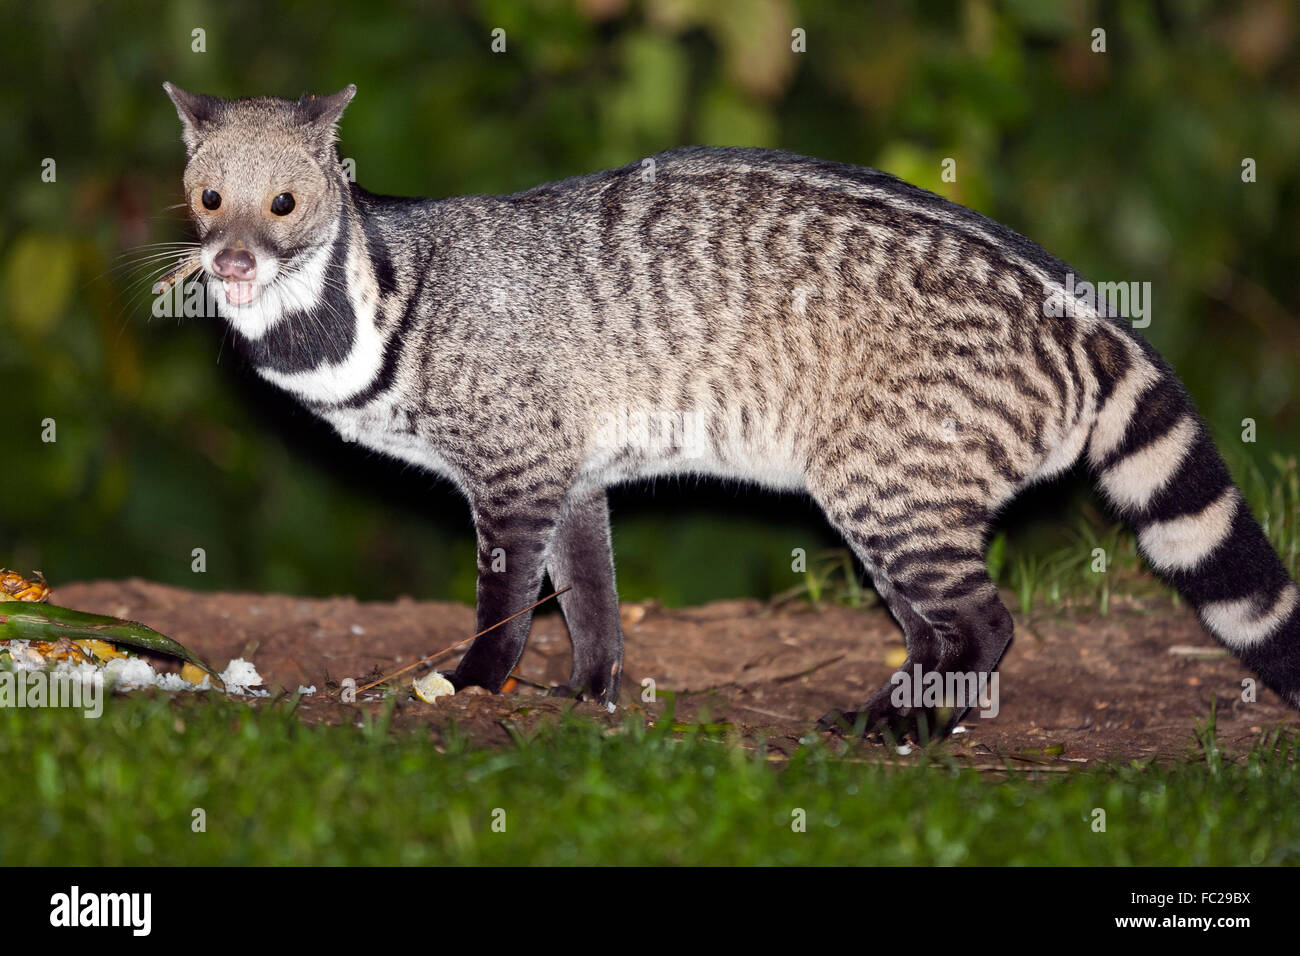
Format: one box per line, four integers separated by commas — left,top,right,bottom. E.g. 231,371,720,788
222,280,260,306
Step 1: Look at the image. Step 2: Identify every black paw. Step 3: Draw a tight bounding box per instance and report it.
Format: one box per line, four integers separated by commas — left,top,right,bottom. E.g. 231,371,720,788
548,682,618,708
816,708,867,735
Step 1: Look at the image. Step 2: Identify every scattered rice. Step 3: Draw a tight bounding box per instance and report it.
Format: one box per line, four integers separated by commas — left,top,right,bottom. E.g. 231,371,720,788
219,658,268,697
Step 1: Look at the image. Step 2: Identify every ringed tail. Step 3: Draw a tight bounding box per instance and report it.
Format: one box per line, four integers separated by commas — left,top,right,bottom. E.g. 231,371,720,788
1080,322,1299,706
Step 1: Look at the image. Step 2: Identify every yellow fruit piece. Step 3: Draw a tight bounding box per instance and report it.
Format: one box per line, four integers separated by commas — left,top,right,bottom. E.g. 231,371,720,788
180,662,209,685
412,672,456,702
75,639,127,662
0,569,52,603
30,639,94,663
884,647,908,669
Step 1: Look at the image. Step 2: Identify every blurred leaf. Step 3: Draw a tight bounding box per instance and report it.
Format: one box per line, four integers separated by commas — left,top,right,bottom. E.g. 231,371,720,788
4,233,76,336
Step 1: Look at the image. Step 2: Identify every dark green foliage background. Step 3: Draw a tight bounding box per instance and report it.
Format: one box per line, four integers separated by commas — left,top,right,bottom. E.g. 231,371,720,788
1,0,1297,605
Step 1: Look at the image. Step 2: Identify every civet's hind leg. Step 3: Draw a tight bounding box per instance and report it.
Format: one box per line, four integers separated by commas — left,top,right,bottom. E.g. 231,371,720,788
810,474,1013,741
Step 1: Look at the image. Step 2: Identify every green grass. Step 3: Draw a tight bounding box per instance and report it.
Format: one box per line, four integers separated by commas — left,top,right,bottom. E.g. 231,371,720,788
1241,453,1300,577
994,453,1300,619
772,547,875,608
3,692,1298,865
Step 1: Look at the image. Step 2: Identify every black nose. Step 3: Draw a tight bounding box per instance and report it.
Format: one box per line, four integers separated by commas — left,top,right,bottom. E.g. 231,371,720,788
213,248,257,281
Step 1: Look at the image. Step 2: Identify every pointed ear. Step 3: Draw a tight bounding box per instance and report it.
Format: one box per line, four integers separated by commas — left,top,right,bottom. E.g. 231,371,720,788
300,84,357,129
163,82,221,154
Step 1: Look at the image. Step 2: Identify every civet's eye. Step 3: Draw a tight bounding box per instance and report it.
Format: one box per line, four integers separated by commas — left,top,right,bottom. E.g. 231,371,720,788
271,193,295,216
200,189,221,210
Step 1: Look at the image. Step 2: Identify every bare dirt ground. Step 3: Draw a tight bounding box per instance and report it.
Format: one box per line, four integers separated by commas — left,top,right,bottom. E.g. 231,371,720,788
55,579,1299,765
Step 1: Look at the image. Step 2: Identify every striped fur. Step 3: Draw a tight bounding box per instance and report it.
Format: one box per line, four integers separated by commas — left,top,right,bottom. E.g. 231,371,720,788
164,85,1300,727
1085,330,1300,705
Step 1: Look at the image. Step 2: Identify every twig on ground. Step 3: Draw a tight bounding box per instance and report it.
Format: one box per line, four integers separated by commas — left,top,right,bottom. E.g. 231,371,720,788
350,586,571,697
